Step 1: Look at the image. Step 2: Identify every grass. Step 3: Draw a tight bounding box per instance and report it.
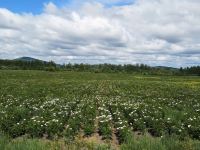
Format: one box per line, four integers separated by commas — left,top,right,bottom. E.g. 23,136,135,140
121,132,200,150
1,133,200,150
0,134,112,150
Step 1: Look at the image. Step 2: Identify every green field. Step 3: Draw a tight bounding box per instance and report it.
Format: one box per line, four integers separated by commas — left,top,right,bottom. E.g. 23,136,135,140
0,70,200,150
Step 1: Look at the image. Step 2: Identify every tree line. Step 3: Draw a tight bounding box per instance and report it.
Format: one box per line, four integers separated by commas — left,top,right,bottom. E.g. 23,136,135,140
0,59,57,71
0,59,200,76
180,66,200,76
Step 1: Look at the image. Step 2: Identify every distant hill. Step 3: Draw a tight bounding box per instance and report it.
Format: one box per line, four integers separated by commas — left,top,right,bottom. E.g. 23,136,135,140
155,66,178,71
14,57,61,68
0,57,57,71
14,57,43,62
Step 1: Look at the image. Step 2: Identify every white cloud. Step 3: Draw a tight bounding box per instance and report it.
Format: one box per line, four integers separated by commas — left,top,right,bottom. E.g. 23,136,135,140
0,0,200,67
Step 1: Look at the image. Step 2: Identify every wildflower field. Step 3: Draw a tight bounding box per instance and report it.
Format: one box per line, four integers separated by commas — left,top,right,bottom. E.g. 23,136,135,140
0,70,200,149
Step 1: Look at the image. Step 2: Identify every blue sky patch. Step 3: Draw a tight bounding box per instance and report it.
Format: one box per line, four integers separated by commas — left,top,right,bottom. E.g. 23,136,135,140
0,0,134,13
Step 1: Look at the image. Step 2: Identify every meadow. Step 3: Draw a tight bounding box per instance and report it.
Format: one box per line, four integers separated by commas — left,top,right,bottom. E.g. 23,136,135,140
0,70,200,150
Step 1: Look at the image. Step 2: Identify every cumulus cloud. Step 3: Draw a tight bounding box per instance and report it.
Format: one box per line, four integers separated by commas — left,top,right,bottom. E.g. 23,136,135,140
0,0,200,67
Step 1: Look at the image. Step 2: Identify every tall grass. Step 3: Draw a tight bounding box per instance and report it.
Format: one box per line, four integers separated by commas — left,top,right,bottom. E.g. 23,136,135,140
121,132,200,150
0,134,112,150
1,133,200,150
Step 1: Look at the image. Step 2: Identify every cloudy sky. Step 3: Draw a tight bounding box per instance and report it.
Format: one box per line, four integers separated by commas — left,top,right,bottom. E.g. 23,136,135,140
0,0,200,67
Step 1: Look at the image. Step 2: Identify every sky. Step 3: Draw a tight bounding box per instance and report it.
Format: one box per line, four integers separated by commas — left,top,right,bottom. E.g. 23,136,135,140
0,0,200,67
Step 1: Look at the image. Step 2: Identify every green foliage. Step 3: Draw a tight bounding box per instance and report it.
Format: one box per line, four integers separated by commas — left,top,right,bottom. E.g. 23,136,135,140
0,59,57,71
181,66,200,76
0,70,200,149
1,58,200,75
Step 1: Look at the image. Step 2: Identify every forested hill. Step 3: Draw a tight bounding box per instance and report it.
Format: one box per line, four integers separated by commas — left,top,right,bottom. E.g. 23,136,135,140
14,57,43,62
0,57,200,76
0,57,57,71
